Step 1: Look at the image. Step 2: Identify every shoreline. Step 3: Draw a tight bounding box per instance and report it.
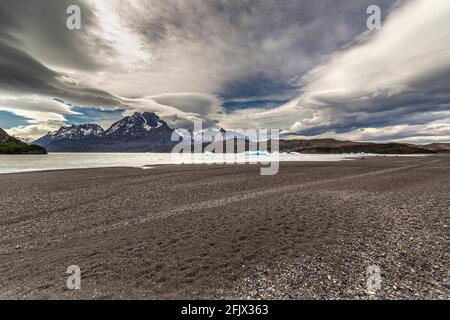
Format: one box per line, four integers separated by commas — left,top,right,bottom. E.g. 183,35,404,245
0,152,433,175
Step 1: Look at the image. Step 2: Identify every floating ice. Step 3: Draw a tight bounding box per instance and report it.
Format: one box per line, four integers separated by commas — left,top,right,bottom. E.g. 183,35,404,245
243,151,268,156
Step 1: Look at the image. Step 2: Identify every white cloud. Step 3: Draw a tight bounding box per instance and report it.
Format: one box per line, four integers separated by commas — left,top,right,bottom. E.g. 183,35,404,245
5,124,61,140
0,95,79,138
295,120,450,144
85,0,153,72
219,0,450,143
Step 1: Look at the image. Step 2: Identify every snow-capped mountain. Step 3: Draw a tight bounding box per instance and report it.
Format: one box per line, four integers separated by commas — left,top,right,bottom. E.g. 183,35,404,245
33,112,256,152
34,112,174,152
175,128,252,144
46,124,103,140
34,124,104,146
104,112,171,138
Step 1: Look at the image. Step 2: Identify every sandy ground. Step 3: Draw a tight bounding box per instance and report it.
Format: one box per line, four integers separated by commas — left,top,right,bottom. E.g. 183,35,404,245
0,156,448,299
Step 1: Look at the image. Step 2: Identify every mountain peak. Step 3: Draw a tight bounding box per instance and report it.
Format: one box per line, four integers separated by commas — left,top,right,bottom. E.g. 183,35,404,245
130,111,159,119
33,112,174,152
103,111,172,138
50,124,104,139
143,111,161,120
35,123,105,146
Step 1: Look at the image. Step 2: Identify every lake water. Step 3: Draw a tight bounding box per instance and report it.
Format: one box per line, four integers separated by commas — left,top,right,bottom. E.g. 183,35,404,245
0,152,377,174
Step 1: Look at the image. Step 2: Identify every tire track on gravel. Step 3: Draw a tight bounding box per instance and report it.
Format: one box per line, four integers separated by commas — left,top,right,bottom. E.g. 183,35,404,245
0,159,437,255
109,160,436,227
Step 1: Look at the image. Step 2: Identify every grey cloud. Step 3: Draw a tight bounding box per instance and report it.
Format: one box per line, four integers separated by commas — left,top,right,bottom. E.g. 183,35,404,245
290,71,450,137
0,40,56,92
151,93,224,116
116,0,396,100
260,0,450,141
0,0,106,71
0,39,121,108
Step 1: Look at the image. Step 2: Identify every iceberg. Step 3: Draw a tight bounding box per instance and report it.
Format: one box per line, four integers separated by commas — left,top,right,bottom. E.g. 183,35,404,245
203,151,215,157
243,151,268,156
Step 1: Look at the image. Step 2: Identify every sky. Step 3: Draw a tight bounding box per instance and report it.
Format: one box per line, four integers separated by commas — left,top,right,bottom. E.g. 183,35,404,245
0,0,449,143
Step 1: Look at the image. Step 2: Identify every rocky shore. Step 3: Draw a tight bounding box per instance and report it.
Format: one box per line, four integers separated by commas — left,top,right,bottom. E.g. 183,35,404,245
0,156,448,299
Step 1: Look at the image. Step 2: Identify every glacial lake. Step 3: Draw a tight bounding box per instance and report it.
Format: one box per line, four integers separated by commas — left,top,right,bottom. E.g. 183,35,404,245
0,152,401,174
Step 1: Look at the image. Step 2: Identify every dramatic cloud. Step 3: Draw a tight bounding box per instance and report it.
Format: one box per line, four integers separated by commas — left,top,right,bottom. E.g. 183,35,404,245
0,0,101,70
222,0,450,142
290,0,450,135
95,0,393,99
0,0,449,142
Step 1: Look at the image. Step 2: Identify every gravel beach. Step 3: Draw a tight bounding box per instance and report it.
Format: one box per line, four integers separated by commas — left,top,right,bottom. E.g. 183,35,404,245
0,155,448,299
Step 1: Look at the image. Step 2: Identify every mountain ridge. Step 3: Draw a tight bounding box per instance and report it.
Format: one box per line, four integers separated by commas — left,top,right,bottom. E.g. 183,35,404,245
35,112,174,152
32,112,450,154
